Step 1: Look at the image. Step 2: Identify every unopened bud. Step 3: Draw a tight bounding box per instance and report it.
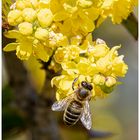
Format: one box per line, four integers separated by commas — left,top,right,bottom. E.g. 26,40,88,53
8,10,23,26
35,28,49,41
105,76,117,87
37,9,53,27
93,74,105,85
22,8,36,22
18,22,33,35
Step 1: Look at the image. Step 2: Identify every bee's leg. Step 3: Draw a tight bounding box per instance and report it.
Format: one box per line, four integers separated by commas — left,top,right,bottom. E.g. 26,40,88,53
72,77,79,90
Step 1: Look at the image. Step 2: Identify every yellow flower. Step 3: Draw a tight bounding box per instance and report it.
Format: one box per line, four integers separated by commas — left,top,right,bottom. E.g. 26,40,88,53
101,0,137,24
112,55,128,77
3,30,33,60
8,10,23,26
79,10,95,34
53,10,70,21
35,27,49,41
33,42,50,62
54,47,66,63
93,74,105,85
70,35,82,45
30,0,39,9
105,76,116,87
51,74,95,100
18,22,33,35
96,46,121,75
77,62,97,76
4,0,130,101
62,61,78,75
16,0,26,10
37,9,53,27
63,0,78,13
67,45,80,59
89,43,109,58
22,8,36,22
16,38,33,60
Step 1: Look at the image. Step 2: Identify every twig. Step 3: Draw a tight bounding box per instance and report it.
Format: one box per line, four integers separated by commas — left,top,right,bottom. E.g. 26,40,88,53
122,13,138,40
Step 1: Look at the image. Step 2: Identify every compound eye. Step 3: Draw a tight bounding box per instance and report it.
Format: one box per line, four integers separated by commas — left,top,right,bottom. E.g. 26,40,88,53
81,81,88,88
87,84,93,90
81,81,93,91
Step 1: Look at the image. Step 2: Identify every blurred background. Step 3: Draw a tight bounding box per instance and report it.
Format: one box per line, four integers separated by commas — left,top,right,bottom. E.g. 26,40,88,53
2,10,138,140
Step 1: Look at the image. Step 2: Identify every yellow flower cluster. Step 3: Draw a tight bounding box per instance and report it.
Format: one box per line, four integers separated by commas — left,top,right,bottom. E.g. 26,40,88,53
3,0,137,61
3,0,130,101
101,0,138,24
51,36,128,100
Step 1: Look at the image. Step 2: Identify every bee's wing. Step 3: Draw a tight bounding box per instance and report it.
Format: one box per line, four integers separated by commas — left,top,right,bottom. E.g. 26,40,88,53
51,94,74,111
80,101,92,130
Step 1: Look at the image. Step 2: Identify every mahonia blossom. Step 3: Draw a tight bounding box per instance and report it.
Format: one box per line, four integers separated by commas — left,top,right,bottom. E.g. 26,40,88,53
3,0,137,61
51,36,128,100
3,0,131,101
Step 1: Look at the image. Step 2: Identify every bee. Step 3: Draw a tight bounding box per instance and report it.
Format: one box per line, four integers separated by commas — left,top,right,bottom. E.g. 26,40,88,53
51,78,93,130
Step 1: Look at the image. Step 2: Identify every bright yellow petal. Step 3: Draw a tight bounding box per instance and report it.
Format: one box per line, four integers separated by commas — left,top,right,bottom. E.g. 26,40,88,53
4,30,22,39
3,43,18,52
33,43,51,62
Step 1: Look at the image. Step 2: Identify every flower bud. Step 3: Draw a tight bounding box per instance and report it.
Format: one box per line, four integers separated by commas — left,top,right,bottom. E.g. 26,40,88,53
22,8,36,22
35,28,49,41
93,74,105,85
39,0,50,8
18,22,33,35
105,76,117,87
8,10,23,26
16,0,26,10
78,0,93,8
37,9,53,27
30,0,39,9
23,0,32,8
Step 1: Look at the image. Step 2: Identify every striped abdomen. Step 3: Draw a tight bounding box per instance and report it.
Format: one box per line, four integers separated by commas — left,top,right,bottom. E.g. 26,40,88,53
63,100,83,126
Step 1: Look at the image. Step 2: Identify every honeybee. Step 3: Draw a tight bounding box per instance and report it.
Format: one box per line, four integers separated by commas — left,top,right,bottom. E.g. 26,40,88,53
51,79,93,130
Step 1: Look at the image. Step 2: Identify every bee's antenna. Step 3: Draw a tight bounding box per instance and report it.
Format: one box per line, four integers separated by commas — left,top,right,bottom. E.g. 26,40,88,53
72,77,79,90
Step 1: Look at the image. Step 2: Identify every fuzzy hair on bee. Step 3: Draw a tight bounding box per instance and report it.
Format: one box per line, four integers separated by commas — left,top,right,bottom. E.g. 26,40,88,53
52,80,93,130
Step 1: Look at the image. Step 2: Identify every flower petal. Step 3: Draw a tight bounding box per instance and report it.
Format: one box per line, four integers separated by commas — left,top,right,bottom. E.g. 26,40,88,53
3,43,18,52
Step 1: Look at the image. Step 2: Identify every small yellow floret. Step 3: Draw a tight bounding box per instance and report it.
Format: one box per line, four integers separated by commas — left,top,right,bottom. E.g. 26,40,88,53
16,0,26,10
37,9,53,27
18,22,33,35
105,76,117,87
54,48,66,63
35,28,49,41
22,8,36,22
93,74,105,85
8,10,23,26
91,44,109,58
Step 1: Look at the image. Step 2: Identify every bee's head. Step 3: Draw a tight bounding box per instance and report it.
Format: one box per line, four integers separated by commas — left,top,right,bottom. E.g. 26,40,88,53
81,81,93,91
77,81,93,100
